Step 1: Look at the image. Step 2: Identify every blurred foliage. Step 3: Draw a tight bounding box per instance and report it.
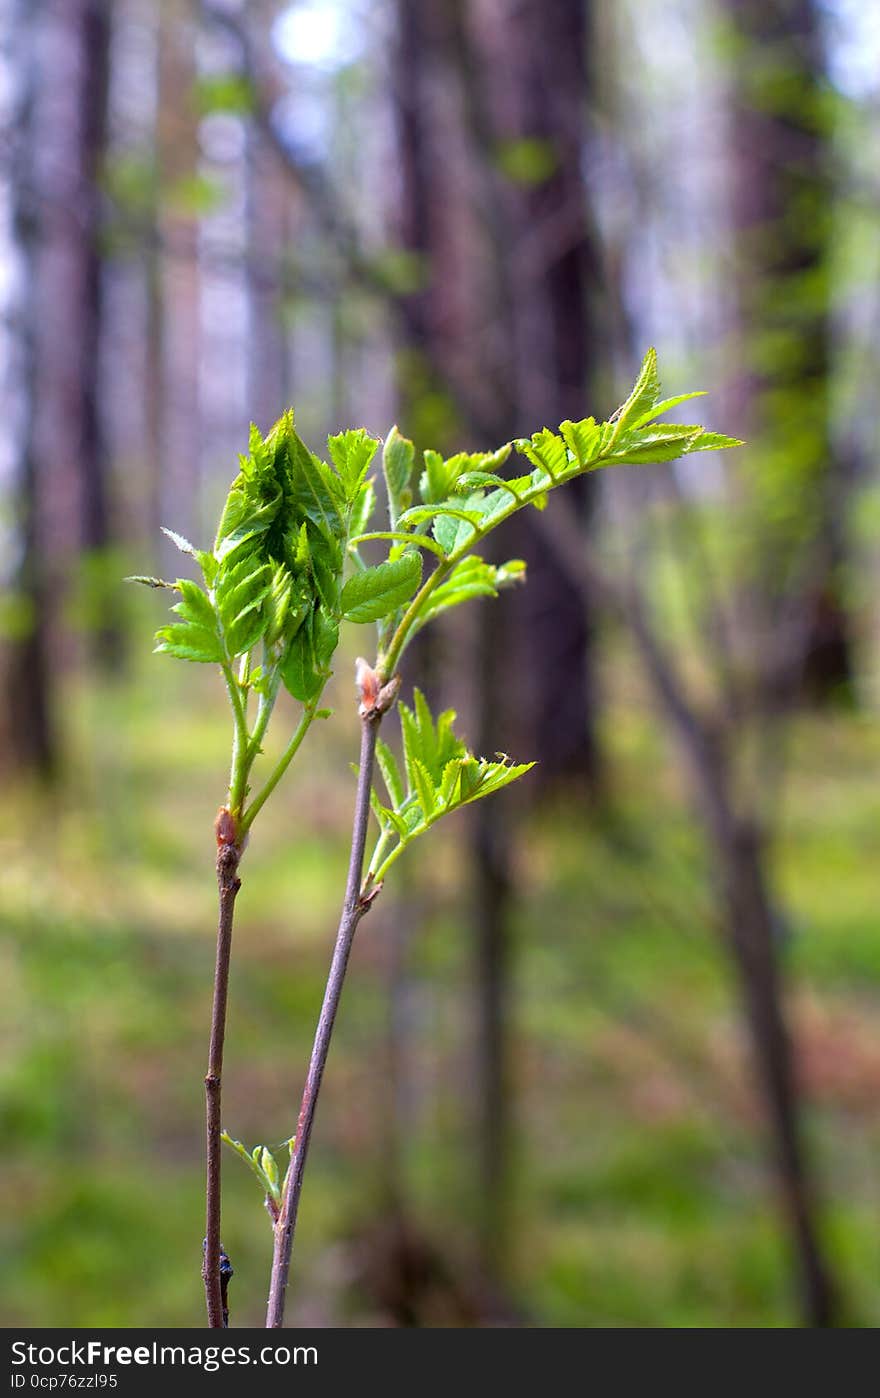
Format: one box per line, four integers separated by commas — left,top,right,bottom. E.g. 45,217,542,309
3,639,880,1326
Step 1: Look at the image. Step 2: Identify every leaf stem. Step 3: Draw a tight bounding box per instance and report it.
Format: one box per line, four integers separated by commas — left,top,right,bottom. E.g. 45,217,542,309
221,663,251,816
265,712,381,1328
241,695,322,835
365,826,395,884
368,838,410,888
246,665,282,764
376,456,586,679
378,561,451,679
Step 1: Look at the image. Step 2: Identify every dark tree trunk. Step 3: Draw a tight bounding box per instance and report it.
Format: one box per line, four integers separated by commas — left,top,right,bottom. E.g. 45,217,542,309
472,598,515,1279
678,712,838,1324
727,0,854,705
389,0,448,697
4,0,56,775
156,0,201,560
388,0,606,1290
391,0,605,1286
716,817,836,1326
610,586,840,1325
502,0,603,792
77,0,123,667
246,131,289,432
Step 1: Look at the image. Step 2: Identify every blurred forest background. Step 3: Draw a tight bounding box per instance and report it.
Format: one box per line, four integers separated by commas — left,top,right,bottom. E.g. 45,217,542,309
2,0,880,1328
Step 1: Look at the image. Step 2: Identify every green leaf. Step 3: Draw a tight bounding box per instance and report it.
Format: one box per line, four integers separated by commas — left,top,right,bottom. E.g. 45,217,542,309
366,696,534,885
602,425,704,466
559,417,600,467
307,527,343,613
419,445,512,505
171,578,216,630
221,1132,281,1205
399,690,466,787
633,391,707,428
495,559,527,587
457,756,535,804
410,757,437,821
294,521,310,570
376,737,406,810
214,556,272,657
349,478,376,539
154,622,223,664
312,606,339,669
280,616,320,702
684,430,745,453
328,428,380,500
453,471,517,493
515,427,568,480
265,564,293,646
384,805,414,840
439,758,465,807
153,577,224,664
609,347,661,440
340,551,422,624
260,1147,280,1193
412,555,525,631
283,422,346,541
370,787,391,830
382,426,415,526
420,449,460,504
214,478,281,561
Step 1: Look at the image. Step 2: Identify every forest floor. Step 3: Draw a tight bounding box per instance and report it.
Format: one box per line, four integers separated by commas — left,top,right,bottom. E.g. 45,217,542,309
3,644,880,1327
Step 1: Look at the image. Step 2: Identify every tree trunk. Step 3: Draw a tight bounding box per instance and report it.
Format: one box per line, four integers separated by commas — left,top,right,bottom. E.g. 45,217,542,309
673,700,838,1323
156,0,200,560
716,816,836,1326
77,0,123,667
3,0,56,775
245,128,289,432
726,0,854,705
501,0,603,791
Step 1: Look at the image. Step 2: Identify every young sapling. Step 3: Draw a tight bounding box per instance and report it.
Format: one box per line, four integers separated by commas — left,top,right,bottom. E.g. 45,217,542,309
130,349,740,1326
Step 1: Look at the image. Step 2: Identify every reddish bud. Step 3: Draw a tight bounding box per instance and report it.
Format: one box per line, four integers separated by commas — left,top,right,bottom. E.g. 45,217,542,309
355,659,401,718
214,807,237,848
355,657,381,717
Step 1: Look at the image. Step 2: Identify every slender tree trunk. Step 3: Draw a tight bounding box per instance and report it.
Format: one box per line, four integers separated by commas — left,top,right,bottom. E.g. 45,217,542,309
3,0,56,775
672,699,838,1325
390,0,606,1290
502,0,603,791
77,0,123,667
715,817,835,1326
536,361,841,1328
726,0,853,705
246,127,288,431
470,573,514,1280
157,0,200,557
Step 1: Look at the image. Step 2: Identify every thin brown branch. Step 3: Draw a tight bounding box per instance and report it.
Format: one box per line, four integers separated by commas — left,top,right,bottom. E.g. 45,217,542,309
265,712,382,1329
202,833,241,1328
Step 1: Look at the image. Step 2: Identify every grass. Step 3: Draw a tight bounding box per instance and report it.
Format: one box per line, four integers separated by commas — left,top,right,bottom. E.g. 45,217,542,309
2,646,880,1327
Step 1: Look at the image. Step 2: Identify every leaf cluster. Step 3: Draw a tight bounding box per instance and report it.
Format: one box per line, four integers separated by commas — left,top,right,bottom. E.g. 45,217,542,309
365,689,534,887
151,414,380,707
220,1132,289,1212
131,350,740,830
